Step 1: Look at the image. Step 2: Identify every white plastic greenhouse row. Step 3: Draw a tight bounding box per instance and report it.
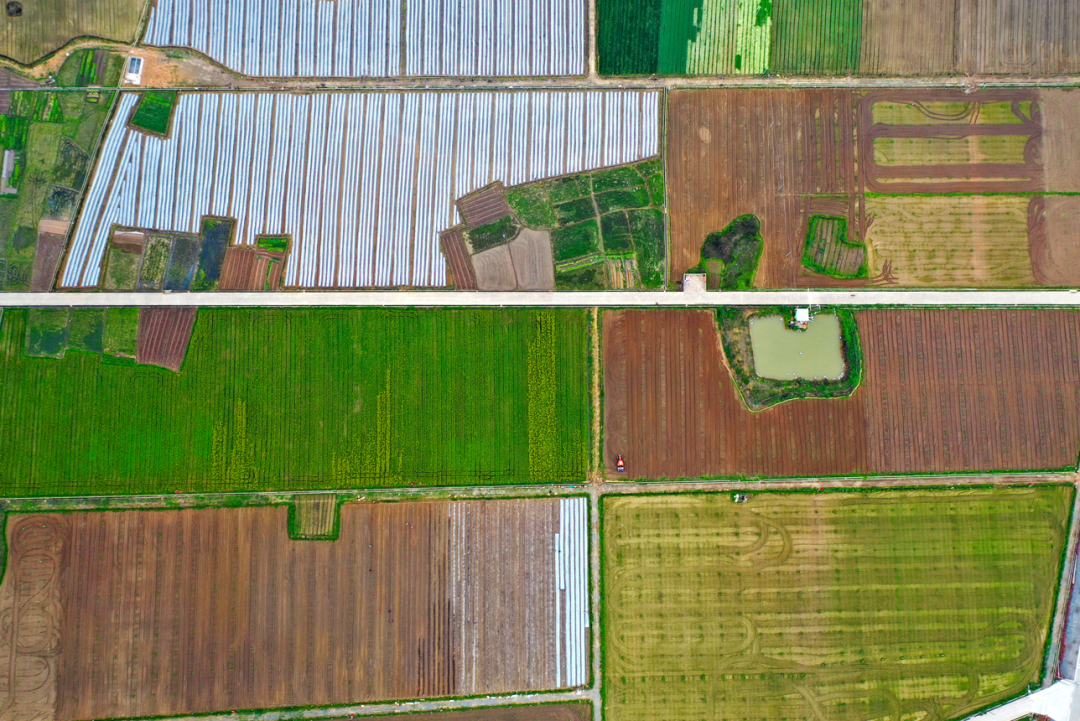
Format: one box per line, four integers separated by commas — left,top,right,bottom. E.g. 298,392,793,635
555,497,589,689
142,0,582,78
403,0,584,77
62,90,660,289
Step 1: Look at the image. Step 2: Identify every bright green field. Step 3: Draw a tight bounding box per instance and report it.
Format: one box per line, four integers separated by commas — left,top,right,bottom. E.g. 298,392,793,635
0,308,589,496
603,488,1072,721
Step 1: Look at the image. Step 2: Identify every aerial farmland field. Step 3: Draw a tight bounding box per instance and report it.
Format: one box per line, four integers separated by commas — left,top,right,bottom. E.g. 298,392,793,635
598,0,1080,76
61,89,660,289
0,0,144,64
0,307,589,495
0,498,589,719
142,0,586,77
603,487,1073,721
603,308,1080,479
667,88,1074,288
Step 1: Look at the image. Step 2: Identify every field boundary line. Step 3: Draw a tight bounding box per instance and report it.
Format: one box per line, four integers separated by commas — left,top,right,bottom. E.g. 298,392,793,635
8,290,1080,307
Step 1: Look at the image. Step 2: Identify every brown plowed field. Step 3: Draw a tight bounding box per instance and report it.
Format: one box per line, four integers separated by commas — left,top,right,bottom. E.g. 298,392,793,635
861,0,955,75
667,89,855,287
340,704,591,721
56,504,453,720
0,515,69,721
441,229,478,290
218,246,269,291
51,499,570,720
136,307,198,371
1040,89,1080,192
458,183,513,229
603,309,1080,479
29,232,65,292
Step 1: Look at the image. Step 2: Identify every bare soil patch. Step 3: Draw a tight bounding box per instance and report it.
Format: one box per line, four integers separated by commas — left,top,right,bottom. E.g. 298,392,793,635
472,244,517,291
1039,89,1080,192
347,705,591,721
1029,196,1080,287
0,515,68,721
30,231,65,291
458,183,513,229
861,0,955,74
508,229,555,290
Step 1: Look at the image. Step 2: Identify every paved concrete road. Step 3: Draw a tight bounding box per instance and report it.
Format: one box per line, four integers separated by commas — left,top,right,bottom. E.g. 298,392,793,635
2,289,1080,307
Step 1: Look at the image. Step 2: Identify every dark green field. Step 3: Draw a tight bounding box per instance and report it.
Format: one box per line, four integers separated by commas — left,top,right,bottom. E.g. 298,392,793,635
0,308,590,496
128,91,177,136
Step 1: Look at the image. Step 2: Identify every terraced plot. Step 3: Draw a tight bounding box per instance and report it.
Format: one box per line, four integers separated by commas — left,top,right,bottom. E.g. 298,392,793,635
603,487,1073,721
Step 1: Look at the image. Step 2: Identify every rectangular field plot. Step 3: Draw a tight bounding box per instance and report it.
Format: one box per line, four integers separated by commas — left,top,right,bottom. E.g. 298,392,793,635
0,308,588,496
61,90,659,289
0,499,588,719
603,308,1080,479
602,488,1073,721
143,0,585,77
667,88,1058,288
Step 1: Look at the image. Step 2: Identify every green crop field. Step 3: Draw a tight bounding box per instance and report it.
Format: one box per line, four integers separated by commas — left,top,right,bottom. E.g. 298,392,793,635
0,308,589,496
603,488,1072,721
128,91,178,136
769,0,861,74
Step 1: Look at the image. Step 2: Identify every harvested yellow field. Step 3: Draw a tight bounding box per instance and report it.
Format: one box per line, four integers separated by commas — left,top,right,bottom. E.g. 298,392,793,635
863,195,1036,286
602,488,1072,721
872,135,1031,166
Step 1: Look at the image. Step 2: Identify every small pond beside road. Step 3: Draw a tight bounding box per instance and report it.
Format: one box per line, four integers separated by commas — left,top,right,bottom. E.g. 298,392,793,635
749,313,846,380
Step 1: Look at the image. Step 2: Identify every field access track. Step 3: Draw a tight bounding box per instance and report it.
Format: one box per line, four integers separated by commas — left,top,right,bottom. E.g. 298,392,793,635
603,308,1080,478
44,499,589,720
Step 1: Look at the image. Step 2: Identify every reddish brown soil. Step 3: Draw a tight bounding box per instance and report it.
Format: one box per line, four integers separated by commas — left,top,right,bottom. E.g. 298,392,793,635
1030,196,1080,286
56,504,453,720
30,232,65,291
218,246,271,290
667,90,854,288
344,705,591,721
135,307,198,371
857,89,1043,194
603,309,1080,479
441,229,478,290
458,183,513,229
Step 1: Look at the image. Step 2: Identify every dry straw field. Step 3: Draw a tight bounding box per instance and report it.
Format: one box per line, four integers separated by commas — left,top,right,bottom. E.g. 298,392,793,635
603,487,1073,721
0,499,589,720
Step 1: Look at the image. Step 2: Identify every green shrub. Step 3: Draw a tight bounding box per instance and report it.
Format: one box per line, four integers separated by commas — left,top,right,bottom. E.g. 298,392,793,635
592,165,645,193
546,175,590,203
507,184,557,228
690,214,763,290
601,212,634,254
555,197,597,225
467,214,519,253
595,186,651,214
628,208,665,288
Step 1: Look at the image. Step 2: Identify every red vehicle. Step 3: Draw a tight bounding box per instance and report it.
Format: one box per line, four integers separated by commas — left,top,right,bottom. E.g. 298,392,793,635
616,454,626,472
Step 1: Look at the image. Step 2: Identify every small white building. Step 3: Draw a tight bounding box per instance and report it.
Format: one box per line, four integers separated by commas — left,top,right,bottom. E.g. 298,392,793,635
795,307,811,324
124,56,143,86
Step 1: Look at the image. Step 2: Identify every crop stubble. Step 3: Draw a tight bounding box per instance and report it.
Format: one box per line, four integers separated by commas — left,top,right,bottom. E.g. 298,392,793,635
603,487,1072,721
603,309,1080,478
49,498,575,720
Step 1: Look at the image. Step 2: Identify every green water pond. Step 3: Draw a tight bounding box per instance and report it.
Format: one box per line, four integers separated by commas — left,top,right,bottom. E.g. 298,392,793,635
749,314,846,380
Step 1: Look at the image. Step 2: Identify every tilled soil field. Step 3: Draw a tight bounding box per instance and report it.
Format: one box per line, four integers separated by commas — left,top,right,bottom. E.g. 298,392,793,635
49,498,588,720
335,704,592,721
603,309,1080,478
667,89,855,288
135,307,198,371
